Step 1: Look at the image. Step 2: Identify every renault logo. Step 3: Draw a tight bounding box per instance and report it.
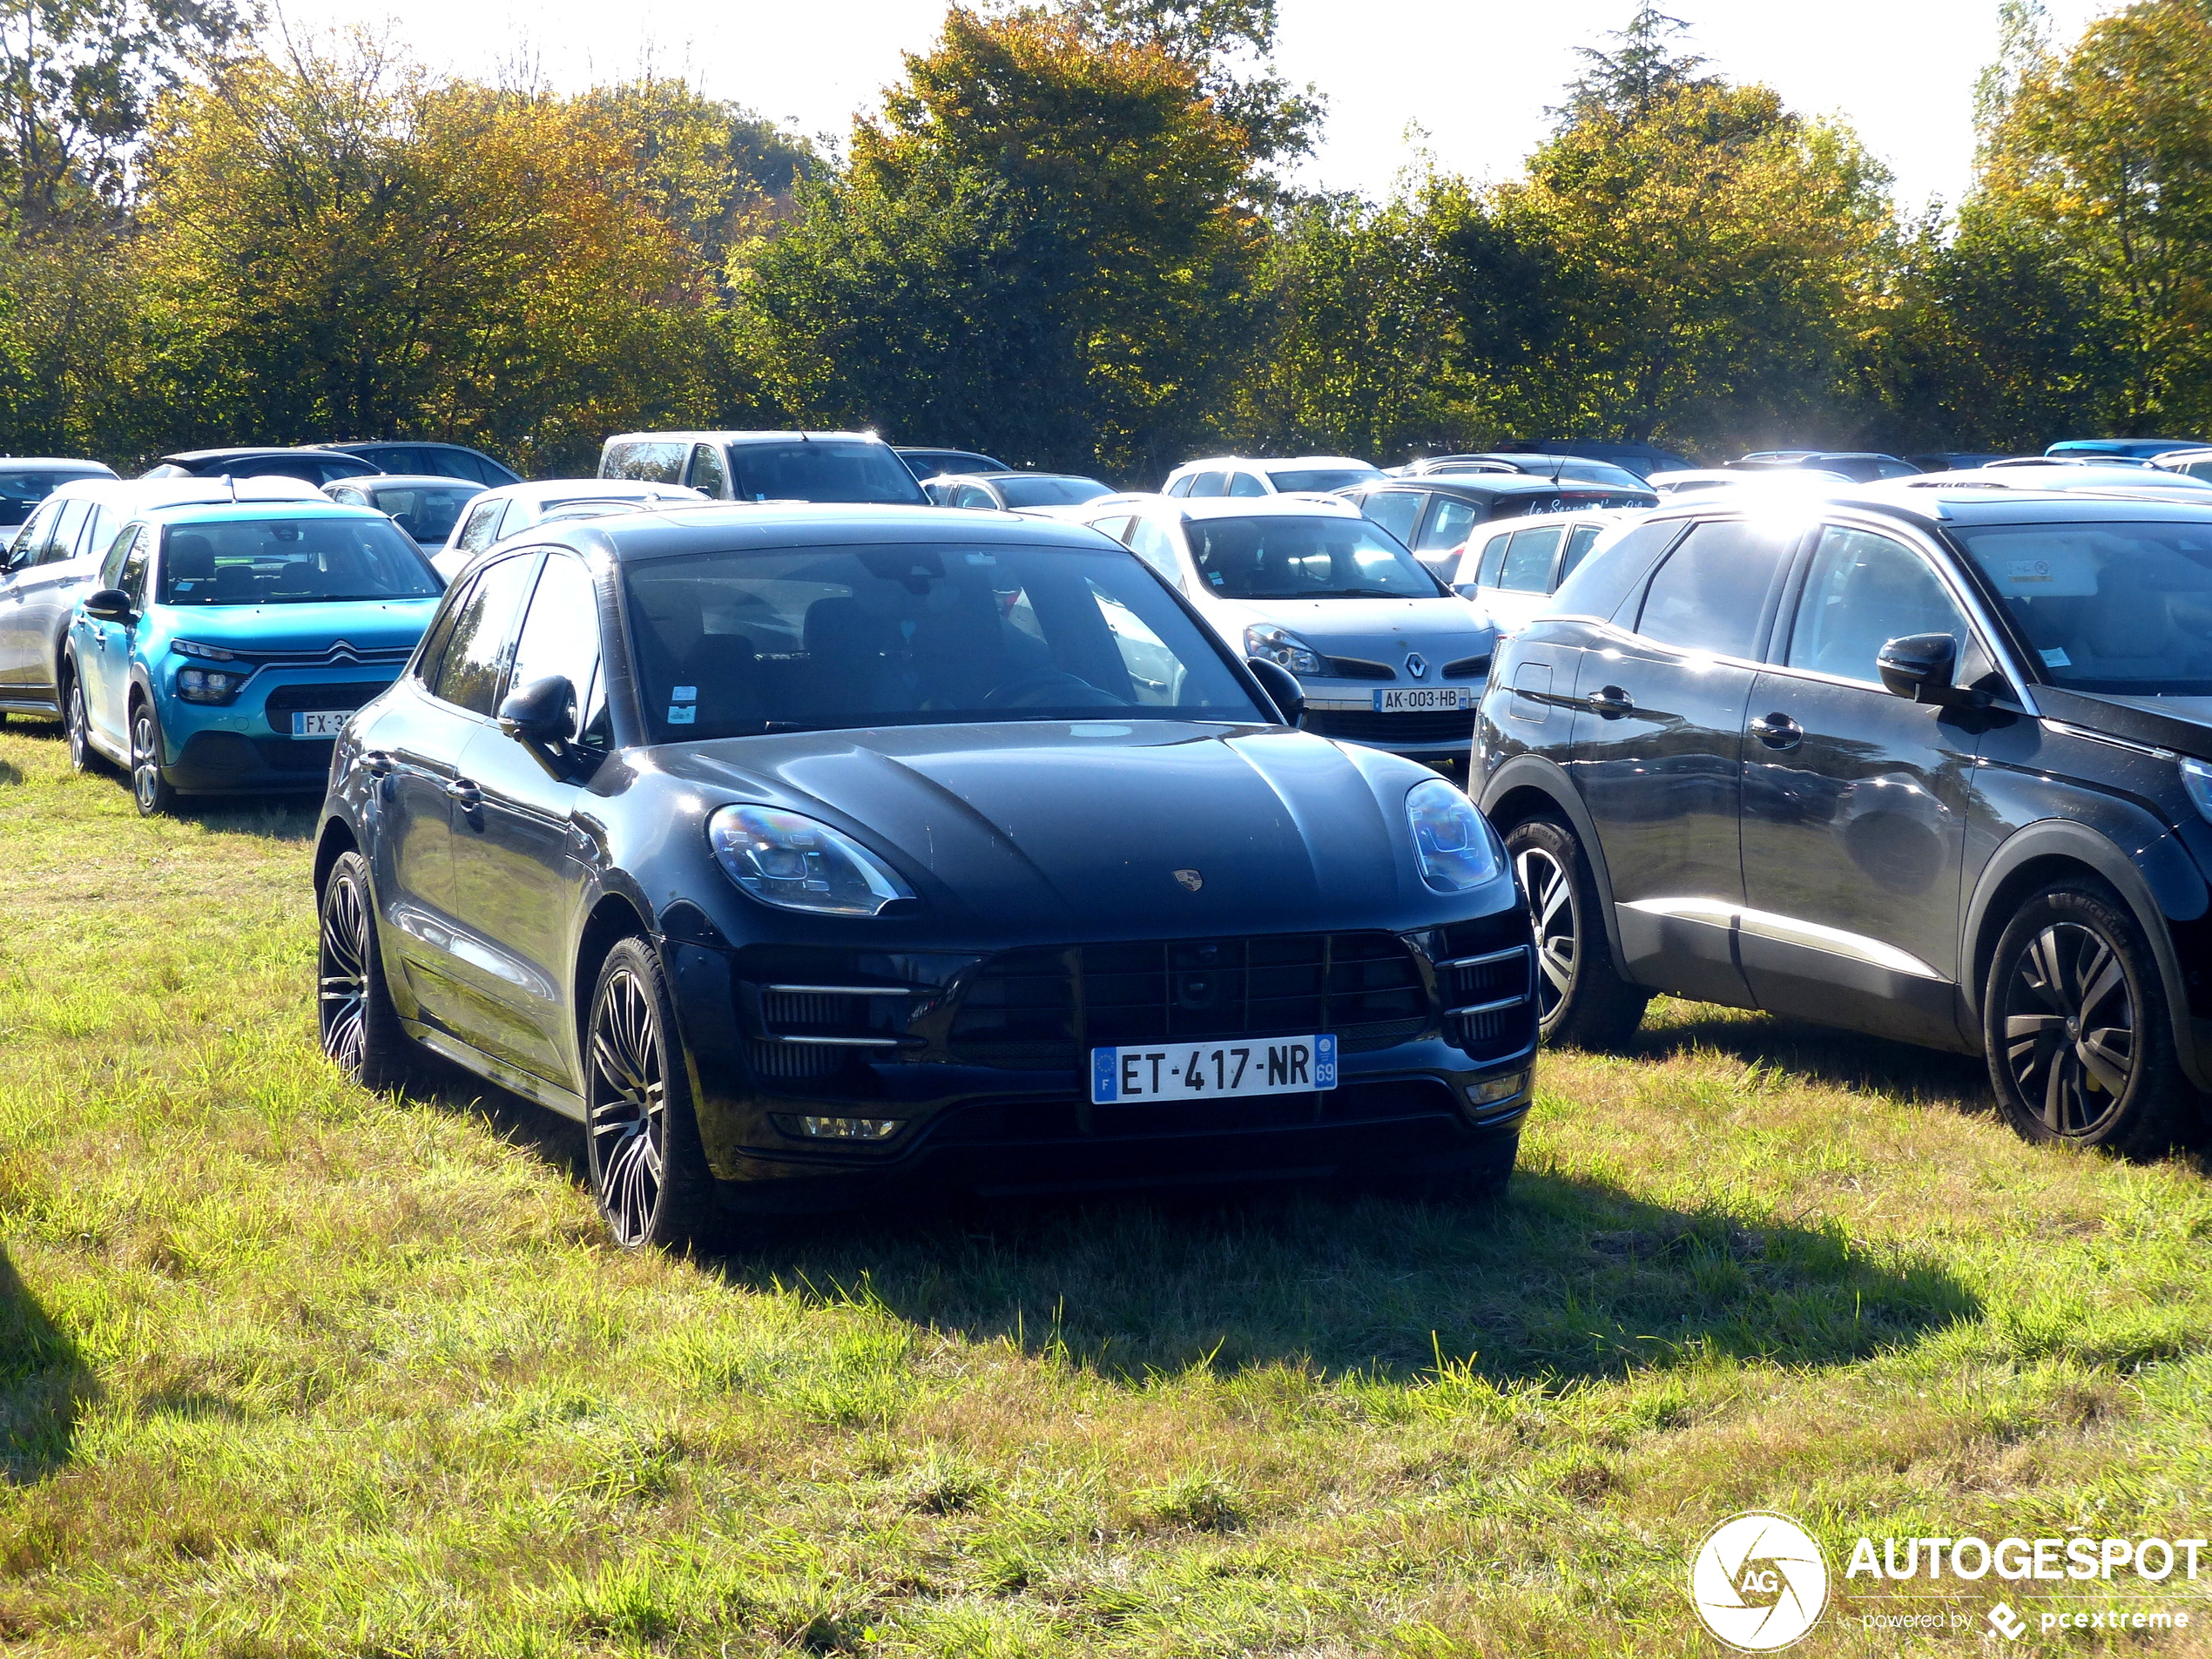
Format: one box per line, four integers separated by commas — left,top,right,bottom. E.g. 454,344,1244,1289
1173,868,1204,892
1405,653,1429,679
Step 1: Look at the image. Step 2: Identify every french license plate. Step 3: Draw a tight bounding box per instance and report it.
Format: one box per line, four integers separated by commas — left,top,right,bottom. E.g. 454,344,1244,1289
1372,686,1473,712
1090,1035,1336,1104
290,711,348,738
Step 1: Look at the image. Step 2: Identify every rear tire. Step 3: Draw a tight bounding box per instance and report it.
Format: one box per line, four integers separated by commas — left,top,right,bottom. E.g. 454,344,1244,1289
1503,815,1649,1049
129,696,177,816
319,850,433,1093
1984,880,2195,1157
583,938,721,1251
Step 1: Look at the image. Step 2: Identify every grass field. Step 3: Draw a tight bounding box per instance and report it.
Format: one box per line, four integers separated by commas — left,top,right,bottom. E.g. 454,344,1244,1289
7,713,2212,1656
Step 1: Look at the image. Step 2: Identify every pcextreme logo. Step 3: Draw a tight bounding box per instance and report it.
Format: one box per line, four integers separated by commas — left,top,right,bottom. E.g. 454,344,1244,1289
1689,1512,1831,1651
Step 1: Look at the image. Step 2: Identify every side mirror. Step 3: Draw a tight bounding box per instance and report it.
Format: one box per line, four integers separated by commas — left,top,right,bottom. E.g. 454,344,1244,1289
1877,633,1959,705
497,673,577,745
1245,657,1305,726
82,588,132,623
1453,582,1481,601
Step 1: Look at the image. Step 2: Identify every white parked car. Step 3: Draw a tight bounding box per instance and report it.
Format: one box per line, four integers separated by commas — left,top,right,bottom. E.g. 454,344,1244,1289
434,480,705,581
1161,455,1383,499
1078,495,1495,770
1453,509,1648,638
323,474,489,557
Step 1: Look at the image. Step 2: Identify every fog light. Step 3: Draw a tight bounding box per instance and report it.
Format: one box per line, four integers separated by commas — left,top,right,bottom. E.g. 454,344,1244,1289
1465,1069,1530,1108
792,1115,903,1141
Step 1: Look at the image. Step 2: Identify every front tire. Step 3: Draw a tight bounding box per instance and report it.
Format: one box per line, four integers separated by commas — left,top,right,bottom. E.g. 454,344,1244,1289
319,850,431,1093
129,696,177,816
1504,815,1649,1049
584,938,719,1250
1984,881,2194,1157
64,665,102,774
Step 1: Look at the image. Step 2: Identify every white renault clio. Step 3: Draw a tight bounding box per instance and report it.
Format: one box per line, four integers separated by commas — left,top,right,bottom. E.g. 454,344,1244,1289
1079,495,1496,771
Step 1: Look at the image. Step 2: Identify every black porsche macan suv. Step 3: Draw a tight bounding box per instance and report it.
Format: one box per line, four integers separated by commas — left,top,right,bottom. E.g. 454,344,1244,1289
314,504,1538,1246
1477,483,2212,1155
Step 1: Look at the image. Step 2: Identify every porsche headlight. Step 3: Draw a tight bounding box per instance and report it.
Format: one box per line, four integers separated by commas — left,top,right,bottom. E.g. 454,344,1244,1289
708,806,917,917
1243,624,1325,677
1406,778,1501,893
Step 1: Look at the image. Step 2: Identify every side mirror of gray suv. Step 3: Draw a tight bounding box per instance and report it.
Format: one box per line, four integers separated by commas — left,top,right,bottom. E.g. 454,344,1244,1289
1877,633,1959,705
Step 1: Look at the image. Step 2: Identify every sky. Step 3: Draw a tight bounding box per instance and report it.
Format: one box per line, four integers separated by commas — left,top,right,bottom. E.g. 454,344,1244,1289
280,0,2114,212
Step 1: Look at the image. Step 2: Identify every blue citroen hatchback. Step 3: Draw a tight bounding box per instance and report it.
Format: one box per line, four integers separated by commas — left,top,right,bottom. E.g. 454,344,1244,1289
64,499,444,813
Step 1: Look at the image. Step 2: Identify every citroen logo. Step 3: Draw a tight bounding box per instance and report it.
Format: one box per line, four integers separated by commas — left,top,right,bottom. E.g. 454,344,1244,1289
1405,652,1429,679
1173,869,1204,892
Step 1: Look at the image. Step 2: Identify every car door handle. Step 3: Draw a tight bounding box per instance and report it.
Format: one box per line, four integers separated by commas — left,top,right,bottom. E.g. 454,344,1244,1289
1750,712,1804,749
1587,685,1634,718
362,749,395,778
444,777,482,806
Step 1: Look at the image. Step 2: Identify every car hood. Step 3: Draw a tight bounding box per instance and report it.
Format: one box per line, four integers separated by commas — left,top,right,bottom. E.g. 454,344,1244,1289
153,597,441,656
649,719,1462,937
2041,687,2212,758
1214,597,1494,665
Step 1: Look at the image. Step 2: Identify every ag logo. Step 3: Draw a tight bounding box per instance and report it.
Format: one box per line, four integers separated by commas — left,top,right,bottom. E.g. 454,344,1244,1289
1689,1512,1828,1651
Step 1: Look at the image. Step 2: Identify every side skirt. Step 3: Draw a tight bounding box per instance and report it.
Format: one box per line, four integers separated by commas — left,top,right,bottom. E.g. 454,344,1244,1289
405,1021,587,1122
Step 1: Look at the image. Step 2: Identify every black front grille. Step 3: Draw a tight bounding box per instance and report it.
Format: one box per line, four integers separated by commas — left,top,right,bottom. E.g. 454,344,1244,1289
1301,708,1475,745
1442,655,1491,680
263,679,395,734
253,737,336,772
947,933,1426,1069
746,984,910,1088
1325,655,1395,680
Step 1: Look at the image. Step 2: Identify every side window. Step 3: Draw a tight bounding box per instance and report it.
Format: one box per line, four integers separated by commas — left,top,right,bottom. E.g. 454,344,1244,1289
1164,474,1196,498
415,573,474,688
456,500,507,556
1186,470,1228,498
2186,460,2212,482
98,516,138,586
1089,516,1133,544
1226,469,1267,497
1474,532,1512,588
116,529,152,608
953,484,996,509
507,553,605,743
1498,525,1565,593
1416,497,1478,553
330,486,368,506
1635,520,1797,658
428,553,540,717
1359,490,1422,548
9,500,58,567
602,441,687,483
1558,524,1603,586
1126,518,1184,589
1784,526,1973,685
63,500,105,563
687,443,729,498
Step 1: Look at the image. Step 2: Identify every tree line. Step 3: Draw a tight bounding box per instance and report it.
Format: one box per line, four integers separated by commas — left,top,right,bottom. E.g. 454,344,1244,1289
0,0,2204,480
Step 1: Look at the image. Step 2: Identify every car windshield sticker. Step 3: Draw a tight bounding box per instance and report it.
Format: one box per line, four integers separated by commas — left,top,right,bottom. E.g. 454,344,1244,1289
2008,559,2054,583
672,685,697,701
2041,647,2072,667
667,705,697,724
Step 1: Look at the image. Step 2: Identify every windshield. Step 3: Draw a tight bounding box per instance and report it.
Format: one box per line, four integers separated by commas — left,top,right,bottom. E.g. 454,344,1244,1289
1954,520,2212,694
158,516,442,605
725,442,926,505
1264,466,1383,494
0,468,103,520
996,475,1111,508
1186,514,1444,600
367,484,480,545
623,541,1263,742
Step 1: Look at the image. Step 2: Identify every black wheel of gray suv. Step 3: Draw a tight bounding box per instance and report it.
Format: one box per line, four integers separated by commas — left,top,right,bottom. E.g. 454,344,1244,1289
63,664,102,775
1984,880,2194,1157
1504,815,1650,1050
584,938,719,1251
319,850,432,1093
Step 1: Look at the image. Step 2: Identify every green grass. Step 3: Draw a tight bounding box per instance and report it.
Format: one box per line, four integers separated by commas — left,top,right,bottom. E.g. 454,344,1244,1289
6,714,2212,1656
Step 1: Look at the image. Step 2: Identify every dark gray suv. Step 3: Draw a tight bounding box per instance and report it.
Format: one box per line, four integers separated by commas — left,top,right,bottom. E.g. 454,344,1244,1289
1476,483,2212,1155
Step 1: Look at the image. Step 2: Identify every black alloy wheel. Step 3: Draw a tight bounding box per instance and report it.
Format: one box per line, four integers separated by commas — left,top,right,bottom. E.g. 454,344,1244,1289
129,696,176,816
1502,815,1649,1049
317,850,429,1092
1985,881,2190,1157
584,938,717,1251
64,668,98,774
